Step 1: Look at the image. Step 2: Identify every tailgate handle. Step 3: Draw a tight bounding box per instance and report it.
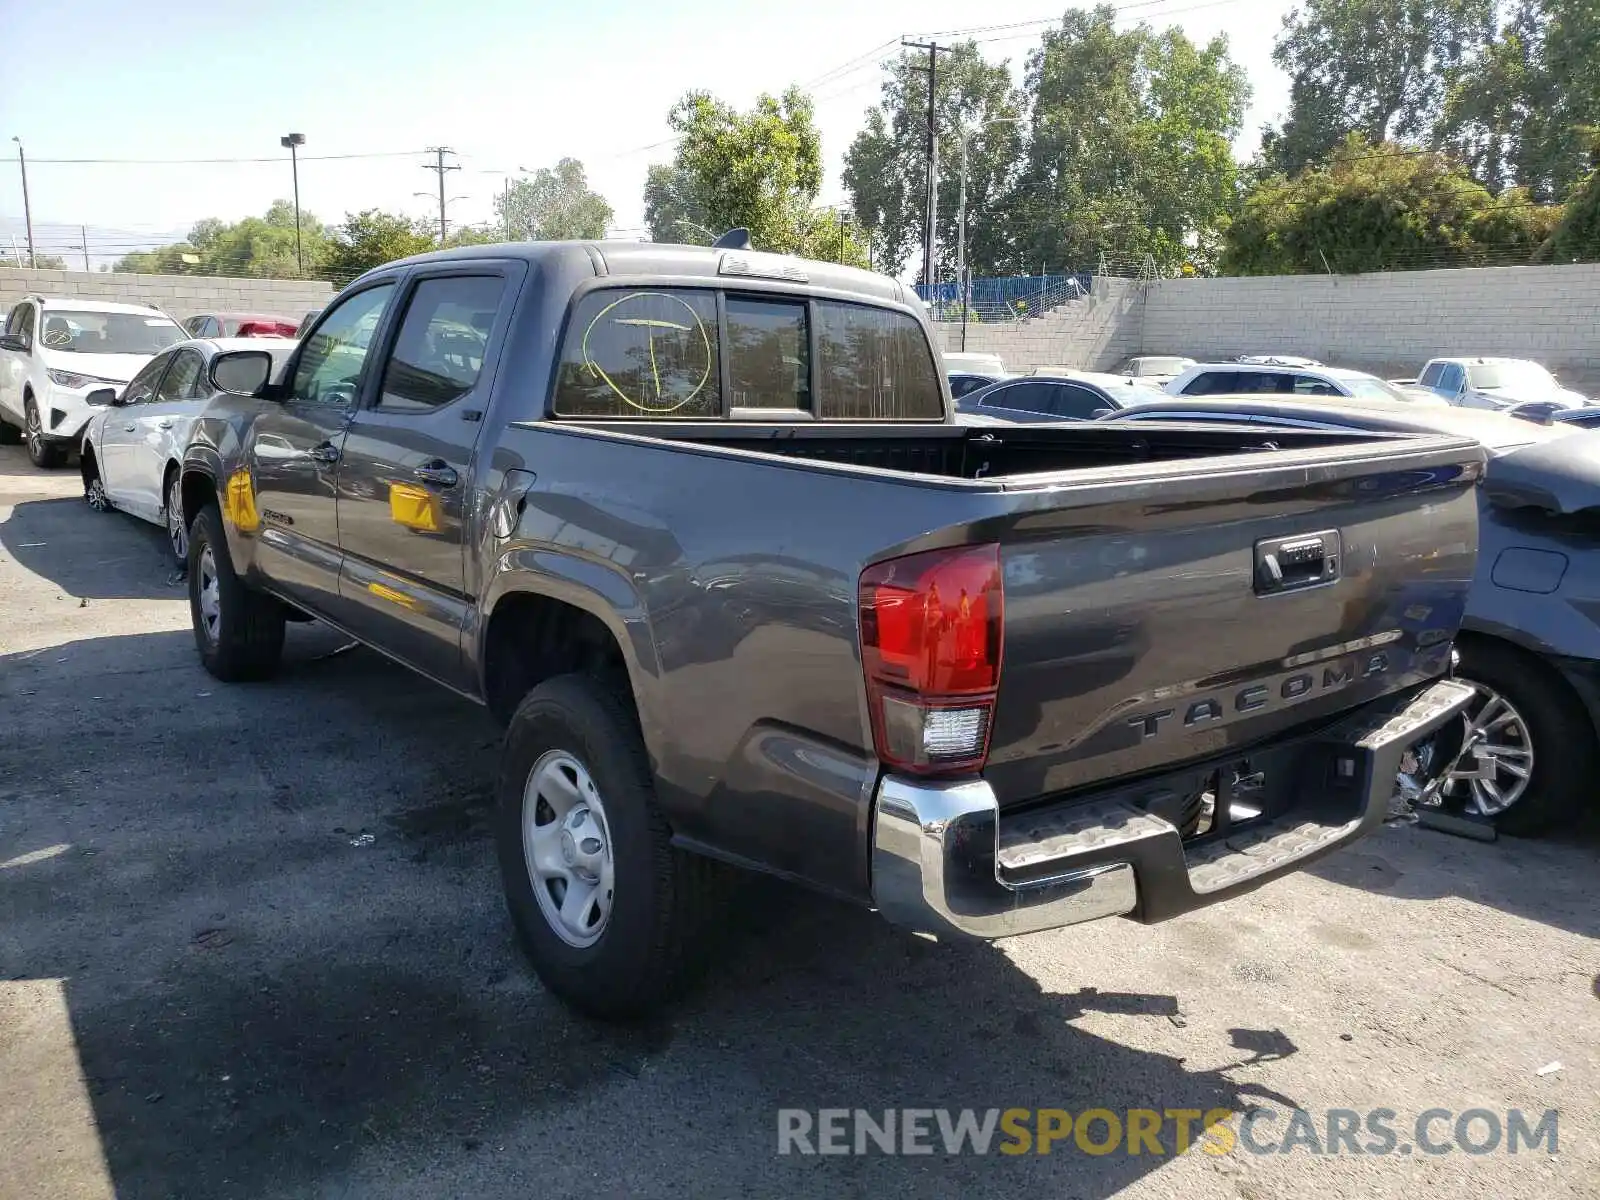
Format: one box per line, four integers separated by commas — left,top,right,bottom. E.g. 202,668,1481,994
1255,531,1340,595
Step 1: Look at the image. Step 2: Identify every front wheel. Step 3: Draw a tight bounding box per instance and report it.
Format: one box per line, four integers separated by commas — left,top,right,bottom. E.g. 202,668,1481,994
1432,641,1596,836
187,503,286,681
495,673,726,1018
24,400,66,468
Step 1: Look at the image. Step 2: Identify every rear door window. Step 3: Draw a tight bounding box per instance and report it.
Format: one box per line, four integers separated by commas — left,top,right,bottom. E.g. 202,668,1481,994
814,301,941,420
1181,371,1234,395
554,289,721,418
378,275,507,412
1051,383,1114,418
726,296,809,413
981,382,1049,412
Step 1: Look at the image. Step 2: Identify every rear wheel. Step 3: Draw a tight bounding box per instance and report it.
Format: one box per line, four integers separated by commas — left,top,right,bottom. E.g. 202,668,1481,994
495,673,727,1018
24,398,66,468
187,503,286,681
83,454,112,511
164,472,188,565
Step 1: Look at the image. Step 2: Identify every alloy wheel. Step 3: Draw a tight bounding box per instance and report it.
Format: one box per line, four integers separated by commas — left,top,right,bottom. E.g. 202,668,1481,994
166,477,188,562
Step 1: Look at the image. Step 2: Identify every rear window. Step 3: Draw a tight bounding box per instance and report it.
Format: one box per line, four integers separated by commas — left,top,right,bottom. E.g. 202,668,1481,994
551,288,942,420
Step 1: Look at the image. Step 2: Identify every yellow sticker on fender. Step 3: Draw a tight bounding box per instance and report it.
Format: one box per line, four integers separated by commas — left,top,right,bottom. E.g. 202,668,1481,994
388,482,441,532
224,469,259,532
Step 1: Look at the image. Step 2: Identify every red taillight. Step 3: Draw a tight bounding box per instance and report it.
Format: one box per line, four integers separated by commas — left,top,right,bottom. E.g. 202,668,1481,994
859,544,1003,775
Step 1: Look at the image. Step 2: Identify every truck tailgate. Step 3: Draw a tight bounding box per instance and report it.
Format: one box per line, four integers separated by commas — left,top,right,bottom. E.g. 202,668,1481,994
978,437,1480,806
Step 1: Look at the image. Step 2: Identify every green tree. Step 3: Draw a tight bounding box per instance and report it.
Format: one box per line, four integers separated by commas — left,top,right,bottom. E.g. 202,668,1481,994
1221,134,1562,273
114,201,328,278
643,162,712,243
320,209,437,279
843,42,1024,281
656,86,823,255
498,158,613,240
1009,7,1251,274
1538,167,1600,259
1265,0,1494,176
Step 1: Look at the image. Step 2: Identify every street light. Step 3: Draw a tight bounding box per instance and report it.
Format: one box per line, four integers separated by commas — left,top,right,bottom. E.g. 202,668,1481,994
280,133,306,274
956,117,1020,351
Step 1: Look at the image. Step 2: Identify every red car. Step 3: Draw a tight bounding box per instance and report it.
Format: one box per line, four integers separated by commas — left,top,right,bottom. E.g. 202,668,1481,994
182,313,300,339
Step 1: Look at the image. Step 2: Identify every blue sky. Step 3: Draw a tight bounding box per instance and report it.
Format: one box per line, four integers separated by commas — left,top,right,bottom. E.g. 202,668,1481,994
0,0,1294,267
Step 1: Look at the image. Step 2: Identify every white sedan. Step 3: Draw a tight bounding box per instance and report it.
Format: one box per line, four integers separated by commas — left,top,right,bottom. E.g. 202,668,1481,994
80,337,297,564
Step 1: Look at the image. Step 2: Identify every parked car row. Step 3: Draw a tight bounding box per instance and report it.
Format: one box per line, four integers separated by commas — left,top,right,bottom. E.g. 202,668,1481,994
0,296,317,468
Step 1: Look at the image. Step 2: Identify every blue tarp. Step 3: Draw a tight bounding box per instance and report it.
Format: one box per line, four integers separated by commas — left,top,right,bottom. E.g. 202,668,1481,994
915,272,1093,313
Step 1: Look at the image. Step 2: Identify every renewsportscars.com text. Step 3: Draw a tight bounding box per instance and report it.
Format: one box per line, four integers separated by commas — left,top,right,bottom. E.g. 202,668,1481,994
777,1107,1559,1157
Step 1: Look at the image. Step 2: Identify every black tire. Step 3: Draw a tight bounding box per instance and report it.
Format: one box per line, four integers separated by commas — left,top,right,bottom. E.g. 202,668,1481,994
1453,639,1597,836
0,415,20,445
495,673,726,1019
187,503,286,681
24,398,66,468
83,454,112,512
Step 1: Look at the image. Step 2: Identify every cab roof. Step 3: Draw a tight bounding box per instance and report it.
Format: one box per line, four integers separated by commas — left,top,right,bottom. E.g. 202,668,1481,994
353,240,907,306
34,295,175,317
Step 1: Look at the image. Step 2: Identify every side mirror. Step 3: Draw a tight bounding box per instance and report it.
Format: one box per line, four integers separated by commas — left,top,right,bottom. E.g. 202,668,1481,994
210,349,273,397
86,387,118,408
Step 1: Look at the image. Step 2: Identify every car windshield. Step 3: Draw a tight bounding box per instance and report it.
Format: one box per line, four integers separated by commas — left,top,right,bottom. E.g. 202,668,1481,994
1469,361,1556,391
41,310,185,355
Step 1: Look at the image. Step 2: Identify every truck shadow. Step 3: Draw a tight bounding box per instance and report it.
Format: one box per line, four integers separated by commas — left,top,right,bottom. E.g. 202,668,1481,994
0,495,183,600
5,628,1305,1199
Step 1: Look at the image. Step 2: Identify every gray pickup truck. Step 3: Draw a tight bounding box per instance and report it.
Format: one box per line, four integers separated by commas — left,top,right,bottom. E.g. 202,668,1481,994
175,241,1479,1017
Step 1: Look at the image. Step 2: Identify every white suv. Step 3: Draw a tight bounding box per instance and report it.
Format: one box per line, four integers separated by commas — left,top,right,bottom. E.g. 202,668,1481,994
0,296,187,467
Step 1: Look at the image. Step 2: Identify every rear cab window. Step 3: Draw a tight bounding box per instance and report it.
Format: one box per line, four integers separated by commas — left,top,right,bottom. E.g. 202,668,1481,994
552,287,942,421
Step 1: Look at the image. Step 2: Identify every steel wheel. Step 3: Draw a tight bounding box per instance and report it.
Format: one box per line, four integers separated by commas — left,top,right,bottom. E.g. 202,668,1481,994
1443,686,1535,817
166,476,188,563
197,545,222,646
522,749,616,949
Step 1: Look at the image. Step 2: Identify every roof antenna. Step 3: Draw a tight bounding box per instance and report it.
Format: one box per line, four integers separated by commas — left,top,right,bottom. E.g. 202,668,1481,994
712,227,751,251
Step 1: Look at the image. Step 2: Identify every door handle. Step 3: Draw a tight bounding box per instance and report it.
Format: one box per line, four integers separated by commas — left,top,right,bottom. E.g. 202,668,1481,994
123,423,137,432
309,441,341,464
157,419,174,430
413,461,459,488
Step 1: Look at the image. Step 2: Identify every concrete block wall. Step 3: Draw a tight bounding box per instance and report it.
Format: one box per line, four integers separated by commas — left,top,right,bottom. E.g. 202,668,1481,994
1141,264,1600,394
933,277,1145,373
0,267,335,323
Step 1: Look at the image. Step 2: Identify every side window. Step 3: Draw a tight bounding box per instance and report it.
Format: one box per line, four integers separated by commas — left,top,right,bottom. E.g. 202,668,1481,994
15,303,37,348
814,301,942,420
124,352,173,405
183,316,203,335
1181,371,1232,396
988,383,1053,414
1053,384,1113,419
157,349,205,401
1418,363,1442,388
377,275,507,412
290,284,396,409
1294,376,1340,397
726,296,809,412
553,289,720,418
5,302,32,346
1440,364,1465,393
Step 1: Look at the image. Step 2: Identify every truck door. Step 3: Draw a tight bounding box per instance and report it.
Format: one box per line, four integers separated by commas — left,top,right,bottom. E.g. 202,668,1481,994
245,281,398,615
332,267,516,689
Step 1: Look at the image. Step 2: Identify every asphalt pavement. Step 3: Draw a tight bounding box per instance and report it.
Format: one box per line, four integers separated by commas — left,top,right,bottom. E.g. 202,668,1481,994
1,443,1596,1199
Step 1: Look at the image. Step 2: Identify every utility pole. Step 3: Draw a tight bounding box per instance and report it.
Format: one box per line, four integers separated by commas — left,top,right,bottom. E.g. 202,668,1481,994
503,178,512,241
280,133,306,274
80,225,90,272
11,137,35,268
838,209,846,263
902,40,948,296
421,147,460,244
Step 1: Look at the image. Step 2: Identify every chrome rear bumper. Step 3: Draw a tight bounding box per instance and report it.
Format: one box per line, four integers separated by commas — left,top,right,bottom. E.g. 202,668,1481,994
870,679,1475,939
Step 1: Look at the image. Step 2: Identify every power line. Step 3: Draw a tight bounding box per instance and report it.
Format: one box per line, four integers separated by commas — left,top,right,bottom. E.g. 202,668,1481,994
419,147,460,244
24,149,431,165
